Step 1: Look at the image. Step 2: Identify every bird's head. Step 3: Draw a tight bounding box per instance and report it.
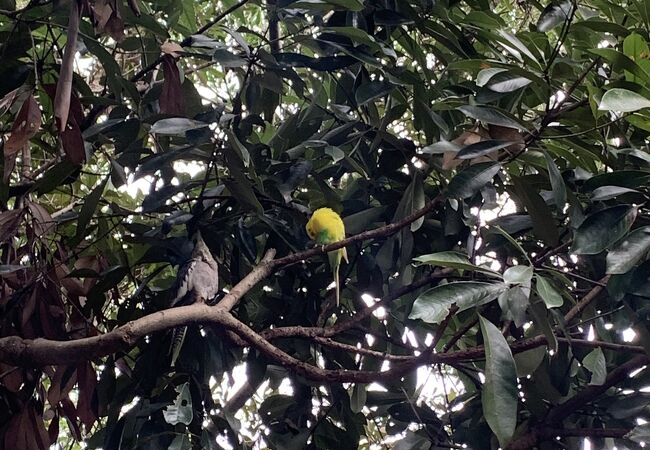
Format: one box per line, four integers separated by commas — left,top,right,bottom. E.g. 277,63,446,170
191,231,213,261
305,219,316,240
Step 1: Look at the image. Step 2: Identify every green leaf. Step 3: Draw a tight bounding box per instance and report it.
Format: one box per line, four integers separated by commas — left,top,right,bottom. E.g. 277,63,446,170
343,206,389,235
616,148,650,164
456,140,516,160
476,68,508,87
626,423,650,444
413,251,501,277
503,265,533,284
584,170,650,190
226,130,251,166
225,178,264,214
486,73,532,93
458,105,528,132
350,384,366,414
529,299,558,352
598,88,650,112
36,160,79,195
495,30,540,64
447,162,501,199
573,205,637,255
74,177,108,242
479,315,518,448
535,275,564,308
213,48,247,67
514,346,546,377
421,140,461,154
512,176,559,246
623,33,650,83
163,382,193,425
590,49,650,85
393,172,425,231
582,348,606,385
607,226,650,274
591,186,641,202
537,0,573,32
392,431,431,450
543,150,566,209
355,80,394,105
321,27,380,51
150,118,208,135
490,225,533,265
498,286,529,327
573,20,630,36
168,435,191,450
409,282,507,324
591,185,642,201
291,0,364,11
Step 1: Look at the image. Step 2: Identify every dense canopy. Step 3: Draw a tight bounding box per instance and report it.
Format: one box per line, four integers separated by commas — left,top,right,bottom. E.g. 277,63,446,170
1,0,650,449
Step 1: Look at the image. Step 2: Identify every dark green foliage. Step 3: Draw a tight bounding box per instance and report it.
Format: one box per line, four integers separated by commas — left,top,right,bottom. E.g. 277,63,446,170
1,1,650,449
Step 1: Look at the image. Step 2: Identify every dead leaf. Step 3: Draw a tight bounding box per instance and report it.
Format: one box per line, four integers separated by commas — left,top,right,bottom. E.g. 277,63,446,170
0,362,24,392
160,55,184,115
59,398,82,440
5,94,41,157
61,118,86,165
76,361,98,429
488,124,524,153
47,365,78,407
27,201,55,237
3,403,50,450
77,255,101,295
55,262,85,297
443,128,490,170
28,406,51,450
39,285,66,339
47,412,59,444
3,94,32,180
161,41,184,57
3,153,16,184
4,406,31,450
93,0,124,42
21,288,37,330
0,87,20,115
43,84,84,127
54,0,81,131
0,209,24,243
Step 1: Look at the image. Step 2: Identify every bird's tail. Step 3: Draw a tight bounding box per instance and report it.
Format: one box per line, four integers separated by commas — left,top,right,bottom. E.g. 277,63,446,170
330,248,346,306
334,263,340,306
169,326,187,367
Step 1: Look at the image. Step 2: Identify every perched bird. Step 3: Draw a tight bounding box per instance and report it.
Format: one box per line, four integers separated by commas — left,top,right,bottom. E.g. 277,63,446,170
168,231,219,366
306,208,348,305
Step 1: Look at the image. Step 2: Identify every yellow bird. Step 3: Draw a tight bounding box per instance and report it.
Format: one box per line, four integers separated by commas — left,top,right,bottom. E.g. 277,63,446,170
306,207,349,305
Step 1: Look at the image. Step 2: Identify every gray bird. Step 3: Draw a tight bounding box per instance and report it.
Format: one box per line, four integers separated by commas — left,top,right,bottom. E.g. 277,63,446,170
169,231,219,367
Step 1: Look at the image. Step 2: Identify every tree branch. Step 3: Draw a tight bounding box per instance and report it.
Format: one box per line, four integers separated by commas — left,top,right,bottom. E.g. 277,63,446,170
505,354,649,450
260,267,452,341
564,276,610,323
216,249,276,311
270,194,444,269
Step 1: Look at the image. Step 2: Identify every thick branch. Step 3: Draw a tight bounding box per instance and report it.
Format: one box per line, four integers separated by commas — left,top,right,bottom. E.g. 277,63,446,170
0,197,443,371
217,249,276,311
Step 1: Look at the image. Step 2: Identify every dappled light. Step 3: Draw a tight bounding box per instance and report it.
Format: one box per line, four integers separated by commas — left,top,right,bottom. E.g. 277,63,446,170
1,0,650,449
